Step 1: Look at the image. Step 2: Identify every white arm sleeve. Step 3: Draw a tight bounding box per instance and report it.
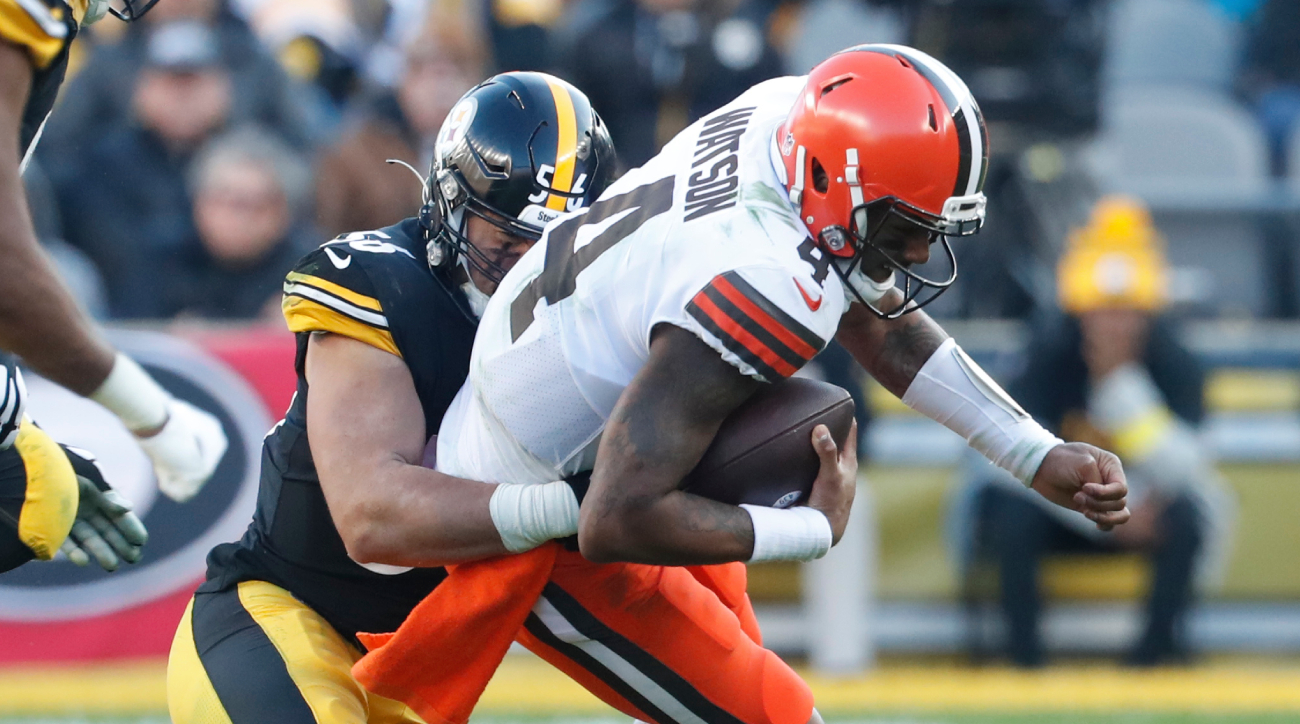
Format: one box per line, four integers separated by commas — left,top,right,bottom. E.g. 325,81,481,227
901,338,1063,485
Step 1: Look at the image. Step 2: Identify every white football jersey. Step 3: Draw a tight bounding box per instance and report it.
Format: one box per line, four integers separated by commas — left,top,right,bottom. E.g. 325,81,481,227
438,77,849,485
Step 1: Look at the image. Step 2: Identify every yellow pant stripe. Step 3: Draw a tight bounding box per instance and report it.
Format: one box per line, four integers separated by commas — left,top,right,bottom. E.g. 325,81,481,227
167,599,236,724
235,580,423,724
15,420,76,560
169,583,424,724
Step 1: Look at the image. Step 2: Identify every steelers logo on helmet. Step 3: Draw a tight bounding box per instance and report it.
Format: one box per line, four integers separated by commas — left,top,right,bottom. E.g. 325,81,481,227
435,97,478,160
425,71,617,291
777,44,989,318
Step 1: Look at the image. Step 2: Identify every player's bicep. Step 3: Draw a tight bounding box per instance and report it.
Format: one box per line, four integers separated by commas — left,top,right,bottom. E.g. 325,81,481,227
304,333,425,509
594,323,762,499
281,247,401,358
674,269,830,383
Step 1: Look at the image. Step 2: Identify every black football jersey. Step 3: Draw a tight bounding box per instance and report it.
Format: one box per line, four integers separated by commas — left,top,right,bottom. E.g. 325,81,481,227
1,0,78,163
200,218,478,643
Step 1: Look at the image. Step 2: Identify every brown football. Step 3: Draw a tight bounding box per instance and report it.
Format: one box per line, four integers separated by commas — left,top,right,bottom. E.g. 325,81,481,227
681,377,854,508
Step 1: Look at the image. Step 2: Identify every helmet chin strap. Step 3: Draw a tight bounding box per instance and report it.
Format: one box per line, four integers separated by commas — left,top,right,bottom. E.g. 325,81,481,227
83,0,111,24
439,205,492,318
458,256,491,318
837,260,895,307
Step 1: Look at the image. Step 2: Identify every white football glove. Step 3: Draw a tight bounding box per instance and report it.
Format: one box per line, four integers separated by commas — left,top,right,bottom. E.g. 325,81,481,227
136,399,228,503
59,446,148,571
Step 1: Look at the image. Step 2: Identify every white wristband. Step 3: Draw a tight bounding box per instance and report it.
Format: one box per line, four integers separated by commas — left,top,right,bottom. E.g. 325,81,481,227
489,481,580,553
740,504,833,562
902,338,1063,486
89,354,170,432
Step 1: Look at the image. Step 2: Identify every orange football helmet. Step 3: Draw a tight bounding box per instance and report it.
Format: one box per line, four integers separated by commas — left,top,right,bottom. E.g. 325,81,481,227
776,44,989,316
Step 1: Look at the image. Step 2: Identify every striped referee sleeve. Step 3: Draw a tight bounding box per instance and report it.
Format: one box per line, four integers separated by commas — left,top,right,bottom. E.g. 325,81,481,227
686,271,825,381
0,363,26,450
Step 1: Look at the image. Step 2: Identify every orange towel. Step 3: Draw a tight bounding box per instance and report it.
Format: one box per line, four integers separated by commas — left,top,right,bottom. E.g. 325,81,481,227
352,542,560,724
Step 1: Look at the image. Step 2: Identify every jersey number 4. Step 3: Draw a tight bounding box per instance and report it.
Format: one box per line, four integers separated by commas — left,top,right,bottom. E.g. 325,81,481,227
510,176,676,341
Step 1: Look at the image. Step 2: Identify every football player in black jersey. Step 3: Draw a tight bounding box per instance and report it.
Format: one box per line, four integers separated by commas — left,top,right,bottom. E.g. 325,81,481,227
0,358,147,573
0,0,227,574
167,72,616,724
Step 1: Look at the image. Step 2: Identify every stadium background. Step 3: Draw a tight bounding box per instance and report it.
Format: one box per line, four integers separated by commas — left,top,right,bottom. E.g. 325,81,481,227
5,0,1300,721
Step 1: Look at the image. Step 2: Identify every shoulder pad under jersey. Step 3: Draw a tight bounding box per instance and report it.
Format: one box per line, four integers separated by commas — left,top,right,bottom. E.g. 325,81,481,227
281,229,421,358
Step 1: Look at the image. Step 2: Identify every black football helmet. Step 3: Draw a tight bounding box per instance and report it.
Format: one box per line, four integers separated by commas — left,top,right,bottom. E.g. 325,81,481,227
110,0,162,20
83,0,161,23
424,71,616,285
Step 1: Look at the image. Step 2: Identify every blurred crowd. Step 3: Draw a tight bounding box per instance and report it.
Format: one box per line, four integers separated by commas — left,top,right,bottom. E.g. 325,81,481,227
21,0,1293,667
24,0,1299,324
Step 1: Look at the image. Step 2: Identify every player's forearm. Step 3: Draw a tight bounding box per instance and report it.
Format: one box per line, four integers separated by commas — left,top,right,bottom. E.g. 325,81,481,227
580,455,756,565
580,325,761,564
835,290,948,397
0,232,115,393
0,42,115,394
579,383,755,566
332,460,509,567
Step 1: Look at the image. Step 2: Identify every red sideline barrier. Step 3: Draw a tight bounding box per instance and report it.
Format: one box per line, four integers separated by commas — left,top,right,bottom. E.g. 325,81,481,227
0,325,298,664
182,325,298,419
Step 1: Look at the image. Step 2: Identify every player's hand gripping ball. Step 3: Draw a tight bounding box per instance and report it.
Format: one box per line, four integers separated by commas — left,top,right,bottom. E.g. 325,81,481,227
682,377,855,508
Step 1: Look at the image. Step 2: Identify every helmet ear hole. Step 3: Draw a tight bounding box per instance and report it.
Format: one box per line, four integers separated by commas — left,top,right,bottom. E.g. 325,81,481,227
811,158,829,194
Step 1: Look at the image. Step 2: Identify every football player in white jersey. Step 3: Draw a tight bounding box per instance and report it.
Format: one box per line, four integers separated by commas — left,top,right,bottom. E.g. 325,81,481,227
357,45,1132,724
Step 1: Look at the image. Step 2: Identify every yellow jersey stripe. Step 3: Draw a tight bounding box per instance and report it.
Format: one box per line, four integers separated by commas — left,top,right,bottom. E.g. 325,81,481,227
0,0,67,70
283,282,388,328
285,271,384,313
283,296,401,358
544,78,578,211
14,419,77,561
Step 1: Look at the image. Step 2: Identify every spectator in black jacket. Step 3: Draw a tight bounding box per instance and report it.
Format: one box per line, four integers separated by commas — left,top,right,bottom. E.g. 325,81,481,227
956,197,1235,668
551,0,785,168
167,127,316,321
49,21,236,319
42,0,317,159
